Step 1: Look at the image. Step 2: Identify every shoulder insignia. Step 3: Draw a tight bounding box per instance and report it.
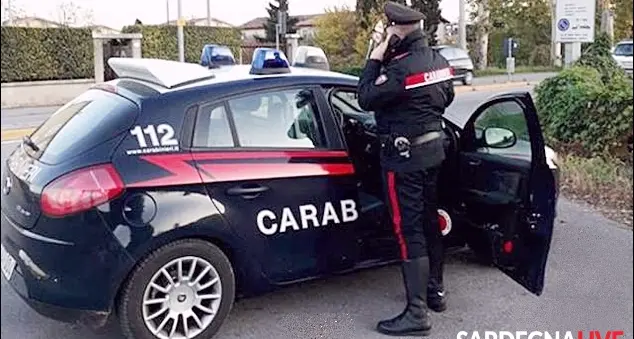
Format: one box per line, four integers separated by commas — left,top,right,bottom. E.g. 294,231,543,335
374,74,389,86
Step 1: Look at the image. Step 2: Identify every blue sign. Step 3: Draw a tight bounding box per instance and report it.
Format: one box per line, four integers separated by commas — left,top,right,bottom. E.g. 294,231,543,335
558,18,570,31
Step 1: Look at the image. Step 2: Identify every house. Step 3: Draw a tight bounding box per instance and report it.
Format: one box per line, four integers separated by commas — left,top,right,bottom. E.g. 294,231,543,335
239,14,324,42
163,17,234,28
1,16,62,28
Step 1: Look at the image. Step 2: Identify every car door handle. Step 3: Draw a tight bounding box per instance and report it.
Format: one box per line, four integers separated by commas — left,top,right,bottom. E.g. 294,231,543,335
468,159,482,166
226,184,269,197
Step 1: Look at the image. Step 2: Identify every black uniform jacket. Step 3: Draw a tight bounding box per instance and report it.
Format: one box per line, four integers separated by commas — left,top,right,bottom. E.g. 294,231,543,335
358,30,455,172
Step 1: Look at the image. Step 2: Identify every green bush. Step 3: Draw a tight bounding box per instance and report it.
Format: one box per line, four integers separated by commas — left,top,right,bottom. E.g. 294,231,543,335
574,32,623,83
1,27,94,82
333,66,363,77
121,25,242,63
535,63,633,160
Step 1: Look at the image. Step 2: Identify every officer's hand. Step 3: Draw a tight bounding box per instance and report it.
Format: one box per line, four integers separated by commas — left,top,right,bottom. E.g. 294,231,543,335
369,33,393,61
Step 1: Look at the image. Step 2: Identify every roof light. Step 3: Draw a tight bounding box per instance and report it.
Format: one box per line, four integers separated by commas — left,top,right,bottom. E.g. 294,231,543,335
249,48,291,75
108,57,215,89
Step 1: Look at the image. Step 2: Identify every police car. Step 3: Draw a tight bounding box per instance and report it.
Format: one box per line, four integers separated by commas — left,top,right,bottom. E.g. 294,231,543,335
0,49,559,339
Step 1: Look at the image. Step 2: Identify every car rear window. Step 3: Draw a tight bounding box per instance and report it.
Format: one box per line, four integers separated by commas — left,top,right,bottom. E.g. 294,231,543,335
26,89,138,164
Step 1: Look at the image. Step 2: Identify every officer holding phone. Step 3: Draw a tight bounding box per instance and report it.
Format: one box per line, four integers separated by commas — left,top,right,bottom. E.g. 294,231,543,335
357,1,455,337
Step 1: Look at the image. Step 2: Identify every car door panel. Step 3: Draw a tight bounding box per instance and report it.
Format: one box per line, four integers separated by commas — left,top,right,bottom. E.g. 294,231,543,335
459,93,556,295
189,86,363,285
459,152,529,206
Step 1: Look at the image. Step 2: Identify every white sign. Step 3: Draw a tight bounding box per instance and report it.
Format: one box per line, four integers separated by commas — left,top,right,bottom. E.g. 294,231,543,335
555,0,596,43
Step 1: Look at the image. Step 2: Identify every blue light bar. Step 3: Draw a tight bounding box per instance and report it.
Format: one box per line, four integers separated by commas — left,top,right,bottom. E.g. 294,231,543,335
249,48,291,75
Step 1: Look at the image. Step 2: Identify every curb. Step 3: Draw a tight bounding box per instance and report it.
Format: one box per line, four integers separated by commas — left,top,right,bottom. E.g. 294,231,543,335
0,81,540,142
454,81,538,93
1,128,35,142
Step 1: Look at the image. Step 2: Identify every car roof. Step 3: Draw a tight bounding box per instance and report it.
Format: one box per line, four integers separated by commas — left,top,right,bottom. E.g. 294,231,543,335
107,58,357,94
105,57,468,128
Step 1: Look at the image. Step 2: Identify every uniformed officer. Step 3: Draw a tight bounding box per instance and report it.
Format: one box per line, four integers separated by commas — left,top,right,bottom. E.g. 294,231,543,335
357,1,455,336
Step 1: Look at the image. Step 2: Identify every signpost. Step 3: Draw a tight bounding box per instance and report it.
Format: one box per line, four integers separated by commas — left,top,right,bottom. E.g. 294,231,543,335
504,38,519,81
554,0,596,66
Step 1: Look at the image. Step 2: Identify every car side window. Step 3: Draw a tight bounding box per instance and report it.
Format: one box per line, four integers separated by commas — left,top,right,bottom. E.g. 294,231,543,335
227,88,325,148
473,100,532,159
193,103,234,148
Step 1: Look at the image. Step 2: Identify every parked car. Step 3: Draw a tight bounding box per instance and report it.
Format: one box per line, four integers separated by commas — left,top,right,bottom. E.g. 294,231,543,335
433,45,475,85
200,44,236,68
1,49,559,339
612,40,633,76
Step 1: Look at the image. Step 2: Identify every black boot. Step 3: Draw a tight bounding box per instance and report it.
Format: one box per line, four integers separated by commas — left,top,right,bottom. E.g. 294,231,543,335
377,257,432,336
426,276,447,313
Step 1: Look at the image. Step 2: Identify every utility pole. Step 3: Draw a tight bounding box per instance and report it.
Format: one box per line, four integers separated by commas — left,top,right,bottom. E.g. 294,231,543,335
551,0,562,66
166,0,170,24
177,0,184,62
458,0,467,50
206,0,211,26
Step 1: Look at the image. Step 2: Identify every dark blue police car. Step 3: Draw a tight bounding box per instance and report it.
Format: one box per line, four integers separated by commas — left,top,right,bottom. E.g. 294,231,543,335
1,49,559,339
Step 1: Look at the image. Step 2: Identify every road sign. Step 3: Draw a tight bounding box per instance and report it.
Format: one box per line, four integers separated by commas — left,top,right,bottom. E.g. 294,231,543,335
555,0,595,43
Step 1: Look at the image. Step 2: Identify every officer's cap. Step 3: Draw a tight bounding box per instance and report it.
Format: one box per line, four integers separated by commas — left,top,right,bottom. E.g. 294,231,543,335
384,1,425,25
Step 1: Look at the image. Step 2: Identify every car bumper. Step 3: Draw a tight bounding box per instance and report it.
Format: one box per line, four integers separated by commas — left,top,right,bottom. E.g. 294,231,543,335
1,210,134,328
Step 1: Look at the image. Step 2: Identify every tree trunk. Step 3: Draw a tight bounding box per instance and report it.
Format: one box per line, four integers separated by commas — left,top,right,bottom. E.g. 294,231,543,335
475,0,490,70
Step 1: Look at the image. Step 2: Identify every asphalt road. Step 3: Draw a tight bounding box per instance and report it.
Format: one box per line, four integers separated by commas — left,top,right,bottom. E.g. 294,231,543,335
1,85,632,339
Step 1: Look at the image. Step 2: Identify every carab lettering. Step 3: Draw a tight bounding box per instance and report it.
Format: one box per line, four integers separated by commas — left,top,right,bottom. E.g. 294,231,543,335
257,199,359,236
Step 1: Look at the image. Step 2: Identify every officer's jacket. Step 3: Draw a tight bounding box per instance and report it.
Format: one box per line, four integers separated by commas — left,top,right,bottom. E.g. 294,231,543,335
358,30,455,139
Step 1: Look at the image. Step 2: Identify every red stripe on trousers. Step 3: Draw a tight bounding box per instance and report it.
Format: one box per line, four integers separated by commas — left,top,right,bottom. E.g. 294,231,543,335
387,171,408,260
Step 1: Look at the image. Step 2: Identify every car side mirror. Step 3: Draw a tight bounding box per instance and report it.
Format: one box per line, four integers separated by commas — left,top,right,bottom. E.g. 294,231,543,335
483,127,517,148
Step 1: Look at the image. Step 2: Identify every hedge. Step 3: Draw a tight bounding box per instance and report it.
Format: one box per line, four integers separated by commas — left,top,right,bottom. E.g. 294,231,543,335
121,25,242,64
1,27,94,83
535,33,633,162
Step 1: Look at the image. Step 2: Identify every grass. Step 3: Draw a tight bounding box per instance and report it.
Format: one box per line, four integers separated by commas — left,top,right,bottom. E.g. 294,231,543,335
558,153,633,227
474,66,562,77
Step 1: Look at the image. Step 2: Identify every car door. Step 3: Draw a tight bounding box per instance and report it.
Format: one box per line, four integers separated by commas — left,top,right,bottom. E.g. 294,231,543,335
457,92,557,295
189,85,362,284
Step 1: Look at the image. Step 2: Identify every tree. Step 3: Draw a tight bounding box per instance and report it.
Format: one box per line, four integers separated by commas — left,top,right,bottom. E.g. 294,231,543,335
55,1,94,27
410,0,445,46
314,6,361,69
614,0,633,40
2,0,26,24
261,0,298,49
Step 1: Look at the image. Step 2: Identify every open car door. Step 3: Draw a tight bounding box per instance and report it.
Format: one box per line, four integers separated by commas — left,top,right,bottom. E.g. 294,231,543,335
457,92,557,295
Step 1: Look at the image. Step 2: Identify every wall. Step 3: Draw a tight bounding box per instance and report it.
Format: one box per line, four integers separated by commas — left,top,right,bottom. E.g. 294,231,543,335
1,79,95,108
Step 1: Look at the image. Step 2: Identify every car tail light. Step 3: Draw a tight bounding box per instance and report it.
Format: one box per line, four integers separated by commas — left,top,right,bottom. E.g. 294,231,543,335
41,164,124,217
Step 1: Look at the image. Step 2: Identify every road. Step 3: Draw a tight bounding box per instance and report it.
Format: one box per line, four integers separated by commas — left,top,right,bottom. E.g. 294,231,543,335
1,85,632,339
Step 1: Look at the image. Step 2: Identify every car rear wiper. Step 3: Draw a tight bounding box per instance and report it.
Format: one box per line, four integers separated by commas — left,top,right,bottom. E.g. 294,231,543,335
22,136,40,152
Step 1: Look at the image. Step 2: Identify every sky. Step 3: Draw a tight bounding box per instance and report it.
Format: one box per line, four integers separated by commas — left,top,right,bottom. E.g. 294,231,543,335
1,0,460,29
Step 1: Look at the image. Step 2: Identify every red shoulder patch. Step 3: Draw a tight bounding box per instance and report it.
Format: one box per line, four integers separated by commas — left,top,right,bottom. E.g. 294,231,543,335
392,52,411,60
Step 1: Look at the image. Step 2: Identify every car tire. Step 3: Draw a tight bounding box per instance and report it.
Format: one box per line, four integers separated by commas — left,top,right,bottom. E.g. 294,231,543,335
118,239,235,339
462,71,474,86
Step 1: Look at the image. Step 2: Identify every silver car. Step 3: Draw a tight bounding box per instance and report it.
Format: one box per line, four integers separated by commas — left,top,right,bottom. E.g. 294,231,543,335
433,45,475,85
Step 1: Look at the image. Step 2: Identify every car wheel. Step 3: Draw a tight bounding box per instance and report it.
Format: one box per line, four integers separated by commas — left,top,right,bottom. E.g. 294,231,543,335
118,239,235,339
462,71,474,86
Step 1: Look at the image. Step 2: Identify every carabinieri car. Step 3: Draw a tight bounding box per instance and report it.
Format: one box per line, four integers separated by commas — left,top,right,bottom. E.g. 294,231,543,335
1,49,559,339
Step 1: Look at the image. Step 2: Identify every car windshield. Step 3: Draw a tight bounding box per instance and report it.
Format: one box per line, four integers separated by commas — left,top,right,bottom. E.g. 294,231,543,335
614,43,633,56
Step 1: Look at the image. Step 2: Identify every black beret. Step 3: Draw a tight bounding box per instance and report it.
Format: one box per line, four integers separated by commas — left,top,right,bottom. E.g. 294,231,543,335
384,1,425,25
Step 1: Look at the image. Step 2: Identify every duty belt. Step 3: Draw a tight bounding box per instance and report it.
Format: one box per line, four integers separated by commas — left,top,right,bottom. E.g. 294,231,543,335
379,131,442,158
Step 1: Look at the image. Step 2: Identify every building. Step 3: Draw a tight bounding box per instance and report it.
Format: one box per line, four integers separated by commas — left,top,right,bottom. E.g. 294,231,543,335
239,13,455,45
163,17,234,28
239,14,323,42
2,16,120,34
1,16,62,28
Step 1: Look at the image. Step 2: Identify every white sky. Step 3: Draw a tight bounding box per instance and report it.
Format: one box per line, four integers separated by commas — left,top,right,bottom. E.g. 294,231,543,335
2,0,460,28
